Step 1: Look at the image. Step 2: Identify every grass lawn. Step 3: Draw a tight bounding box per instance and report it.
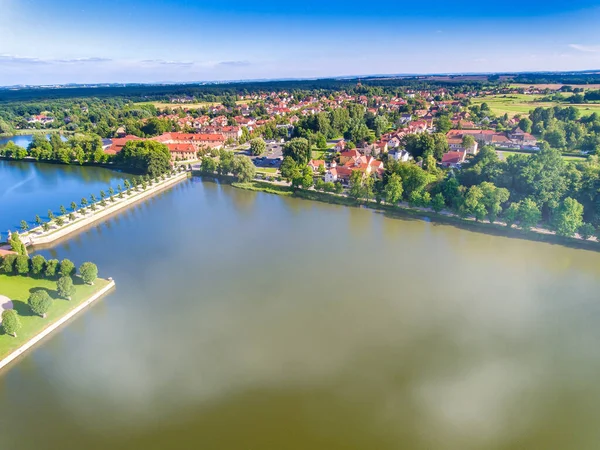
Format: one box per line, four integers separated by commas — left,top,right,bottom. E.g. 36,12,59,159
0,274,111,360
471,95,600,118
232,181,293,196
312,150,328,160
496,149,586,161
255,167,278,174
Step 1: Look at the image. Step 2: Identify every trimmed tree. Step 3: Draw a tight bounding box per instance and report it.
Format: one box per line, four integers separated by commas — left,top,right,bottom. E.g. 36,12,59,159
59,259,76,277
1,254,17,273
44,259,59,278
15,255,30,275
2,310,21,337
56,276,75,300
79,262,98,285
28,290,53,318
30,254,46,277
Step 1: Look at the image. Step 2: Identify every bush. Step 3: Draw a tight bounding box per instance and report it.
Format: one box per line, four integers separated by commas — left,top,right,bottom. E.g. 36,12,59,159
56,276,76,300
1,254,17,273
15,255,30,275
28,290,53,318
59,259,76,277
30,255,46,277
45,259,59,278
79,262,98,285
1,310,21,337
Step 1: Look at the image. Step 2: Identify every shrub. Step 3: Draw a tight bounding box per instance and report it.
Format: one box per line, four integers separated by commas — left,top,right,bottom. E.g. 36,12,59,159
79,262,98,285
28,290,53,318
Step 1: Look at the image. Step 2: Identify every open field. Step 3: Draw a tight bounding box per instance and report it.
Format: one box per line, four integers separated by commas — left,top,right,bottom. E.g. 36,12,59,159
509,83,600,90
135,100,249,109
472,94,600,117
496,149,586,161
255,167,278,174
0,275,111,359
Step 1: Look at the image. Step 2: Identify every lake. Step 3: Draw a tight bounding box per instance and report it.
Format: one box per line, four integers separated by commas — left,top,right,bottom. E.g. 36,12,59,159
0,134,67,149
1,165,600,449
0,160,126,232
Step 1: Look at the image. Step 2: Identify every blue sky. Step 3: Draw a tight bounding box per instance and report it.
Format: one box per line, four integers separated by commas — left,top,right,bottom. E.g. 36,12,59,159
1,0,600,85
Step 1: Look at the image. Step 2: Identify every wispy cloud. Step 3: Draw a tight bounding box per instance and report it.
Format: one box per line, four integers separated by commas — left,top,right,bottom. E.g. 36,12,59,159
0,54,112,65
0,54,48,65
140,59,195,67
569,44,600,53
54,57,112,64
217,60,251,67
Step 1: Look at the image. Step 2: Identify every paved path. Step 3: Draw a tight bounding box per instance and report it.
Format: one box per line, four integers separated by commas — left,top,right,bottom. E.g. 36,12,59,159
0,295,13,323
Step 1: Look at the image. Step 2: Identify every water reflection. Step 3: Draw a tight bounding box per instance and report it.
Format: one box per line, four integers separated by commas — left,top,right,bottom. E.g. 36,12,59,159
2,178,600,449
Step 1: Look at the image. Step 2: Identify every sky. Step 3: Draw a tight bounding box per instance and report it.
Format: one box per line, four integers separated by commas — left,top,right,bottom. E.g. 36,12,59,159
1,0,600,86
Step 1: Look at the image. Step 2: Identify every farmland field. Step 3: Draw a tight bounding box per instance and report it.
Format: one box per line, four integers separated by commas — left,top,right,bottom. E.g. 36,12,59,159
471,94,600,118
509,83,600,90
136,100,250,109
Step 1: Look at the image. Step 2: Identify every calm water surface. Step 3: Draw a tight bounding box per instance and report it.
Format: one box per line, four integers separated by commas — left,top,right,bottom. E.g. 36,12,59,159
1,167,600,449
0,134,67,148
0,160,125,231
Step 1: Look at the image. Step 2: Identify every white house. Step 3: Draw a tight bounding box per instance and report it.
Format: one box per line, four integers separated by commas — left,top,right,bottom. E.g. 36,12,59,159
388,149,411,162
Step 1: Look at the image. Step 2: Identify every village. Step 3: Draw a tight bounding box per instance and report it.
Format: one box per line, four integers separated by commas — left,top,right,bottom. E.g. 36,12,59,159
81,84,548,183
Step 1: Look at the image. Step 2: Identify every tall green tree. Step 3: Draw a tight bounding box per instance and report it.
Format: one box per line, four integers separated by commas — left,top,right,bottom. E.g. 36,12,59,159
79,262,98,285
249,138,266,156
283,138,311,165
384,173,403,204
552,197,584,237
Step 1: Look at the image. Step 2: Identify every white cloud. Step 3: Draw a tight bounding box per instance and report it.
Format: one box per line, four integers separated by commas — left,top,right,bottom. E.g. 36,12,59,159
0,54,112,65
569,44,600,53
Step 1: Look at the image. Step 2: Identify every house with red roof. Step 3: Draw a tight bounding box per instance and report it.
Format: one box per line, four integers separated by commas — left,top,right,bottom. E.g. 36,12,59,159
308,159,326,172
441,150,466,168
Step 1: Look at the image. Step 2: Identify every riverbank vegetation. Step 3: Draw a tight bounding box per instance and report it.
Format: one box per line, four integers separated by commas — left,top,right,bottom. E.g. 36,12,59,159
198,141,600,245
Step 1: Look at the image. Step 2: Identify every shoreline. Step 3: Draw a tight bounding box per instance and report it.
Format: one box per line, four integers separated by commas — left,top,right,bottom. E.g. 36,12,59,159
23,171,189,247
0,279,116,372
195,174,600,253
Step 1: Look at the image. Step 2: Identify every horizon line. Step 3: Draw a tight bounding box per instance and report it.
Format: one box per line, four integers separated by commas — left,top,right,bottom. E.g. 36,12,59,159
2,69,600,90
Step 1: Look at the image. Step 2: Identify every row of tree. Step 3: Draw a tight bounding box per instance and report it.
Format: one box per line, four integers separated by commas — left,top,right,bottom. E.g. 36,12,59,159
13,169,183,236
1,255,98,337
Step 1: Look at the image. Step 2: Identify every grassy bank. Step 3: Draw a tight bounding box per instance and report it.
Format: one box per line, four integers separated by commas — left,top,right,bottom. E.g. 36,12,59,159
228,179,600,252
231,180,294,196
0,275,111,359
